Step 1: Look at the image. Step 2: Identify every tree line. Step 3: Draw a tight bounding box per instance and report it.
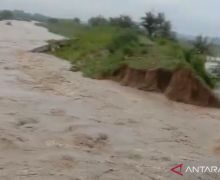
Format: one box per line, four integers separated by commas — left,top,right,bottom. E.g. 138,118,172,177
0,9,212,56
84,13,211,55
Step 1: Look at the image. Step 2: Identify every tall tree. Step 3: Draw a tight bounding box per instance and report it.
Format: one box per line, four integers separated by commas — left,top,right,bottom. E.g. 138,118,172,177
141,12,157,38
141,12,173,39
159,21,172,38
156,13,165,29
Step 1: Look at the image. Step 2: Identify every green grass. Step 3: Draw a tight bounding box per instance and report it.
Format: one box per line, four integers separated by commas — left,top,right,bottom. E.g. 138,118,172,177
42,21,214,87
125,39,187,70
39,19,88,38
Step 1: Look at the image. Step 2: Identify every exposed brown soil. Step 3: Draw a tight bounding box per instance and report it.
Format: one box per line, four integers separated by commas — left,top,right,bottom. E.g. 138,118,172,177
165,68,220,107
141,68,172,92
113,66,220,107
113,66,172,92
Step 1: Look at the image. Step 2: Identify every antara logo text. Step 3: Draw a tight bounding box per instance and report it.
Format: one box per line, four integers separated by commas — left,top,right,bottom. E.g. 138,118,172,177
171,164,220,176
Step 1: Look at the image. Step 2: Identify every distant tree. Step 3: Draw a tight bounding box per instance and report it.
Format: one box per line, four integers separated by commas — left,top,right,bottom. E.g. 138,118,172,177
48,18,59,23
32,13,49,22
88,16,108,26
109,15,135,28
0,10,13,20
193,35,211,55
141,12,173,39
12,10,32,21
73,17,81,24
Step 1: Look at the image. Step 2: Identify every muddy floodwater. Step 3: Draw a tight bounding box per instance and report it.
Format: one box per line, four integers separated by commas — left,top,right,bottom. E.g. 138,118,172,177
0,20,220,180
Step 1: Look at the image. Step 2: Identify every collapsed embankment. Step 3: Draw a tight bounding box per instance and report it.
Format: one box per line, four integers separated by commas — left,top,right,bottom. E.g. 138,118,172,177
113,65,220,108
32,40,220,108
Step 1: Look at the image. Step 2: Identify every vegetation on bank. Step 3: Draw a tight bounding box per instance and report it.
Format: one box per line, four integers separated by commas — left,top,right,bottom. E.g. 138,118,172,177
0,9,214,87
40,13,214,88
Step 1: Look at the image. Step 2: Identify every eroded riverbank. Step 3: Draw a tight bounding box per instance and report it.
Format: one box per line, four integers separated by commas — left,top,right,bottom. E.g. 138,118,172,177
0,20,220,180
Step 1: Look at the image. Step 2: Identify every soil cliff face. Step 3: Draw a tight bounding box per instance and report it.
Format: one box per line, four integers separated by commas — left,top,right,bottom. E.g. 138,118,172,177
141,68,172,92
114,66,172,92
165,69,220,107
113,66,220,107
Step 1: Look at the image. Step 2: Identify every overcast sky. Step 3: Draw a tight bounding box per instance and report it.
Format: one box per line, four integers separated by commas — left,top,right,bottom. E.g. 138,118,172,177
1,0,220,37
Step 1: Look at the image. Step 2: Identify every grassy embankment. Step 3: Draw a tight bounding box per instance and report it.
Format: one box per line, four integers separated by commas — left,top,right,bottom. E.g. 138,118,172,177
42,20,214,88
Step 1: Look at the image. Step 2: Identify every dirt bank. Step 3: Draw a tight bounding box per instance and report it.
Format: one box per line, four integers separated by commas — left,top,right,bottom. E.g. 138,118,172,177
0,20,220,180
165,68,220,107
113,65,220,107
114,66,172,92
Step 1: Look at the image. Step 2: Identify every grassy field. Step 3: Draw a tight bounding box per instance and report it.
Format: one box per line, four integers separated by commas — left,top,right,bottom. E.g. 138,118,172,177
41,20,214,87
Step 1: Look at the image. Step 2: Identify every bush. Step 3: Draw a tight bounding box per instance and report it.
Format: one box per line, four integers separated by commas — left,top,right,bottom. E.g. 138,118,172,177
82,52,124,78
88,16,108,26
122,46,135,56
109,15,135,28
183,49,194,63
190,55,214,88
107,30,139,53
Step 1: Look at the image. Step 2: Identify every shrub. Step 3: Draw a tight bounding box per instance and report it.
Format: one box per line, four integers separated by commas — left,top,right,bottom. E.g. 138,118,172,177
109,15,135,28
107,30,139,53
82,52,124,78
190,55,214,88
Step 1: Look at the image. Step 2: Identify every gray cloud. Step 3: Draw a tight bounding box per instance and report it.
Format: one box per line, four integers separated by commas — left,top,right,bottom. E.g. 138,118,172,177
1,0,220,37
